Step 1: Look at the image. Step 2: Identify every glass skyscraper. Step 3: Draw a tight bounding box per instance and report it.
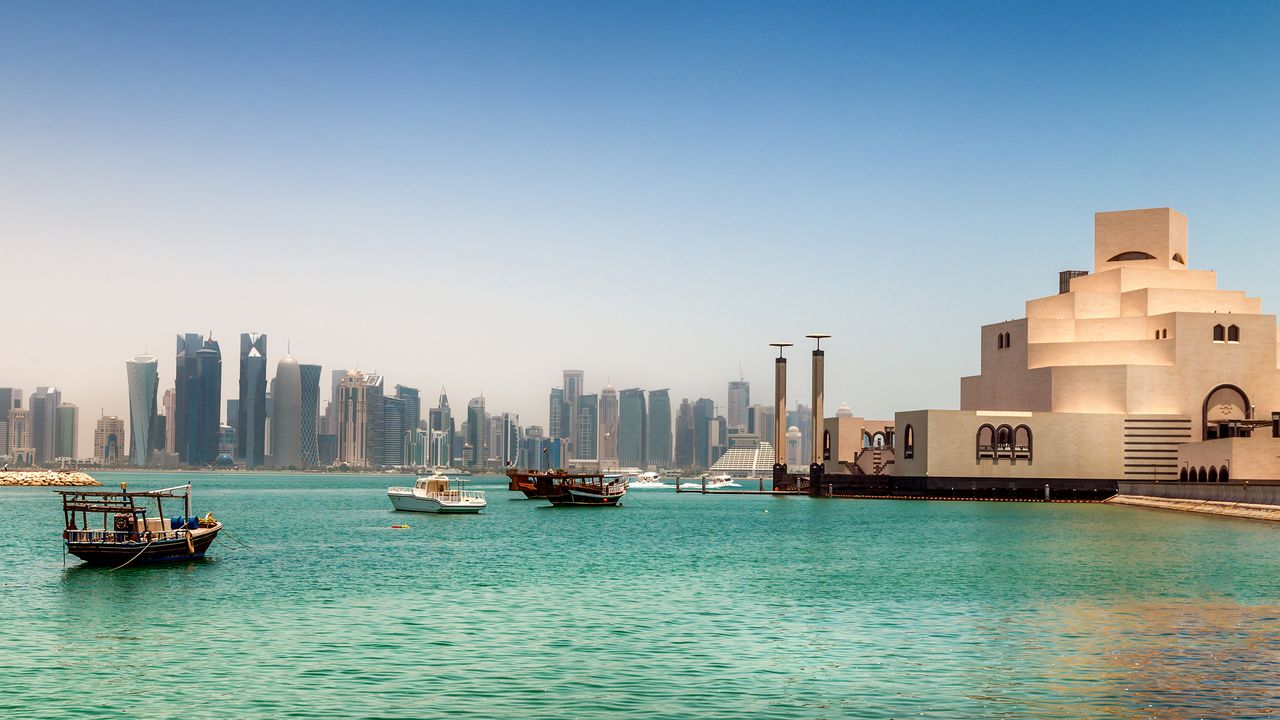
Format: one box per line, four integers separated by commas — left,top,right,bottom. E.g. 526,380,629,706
299,363,321,467
617,388,647,468
238,333,268,466
693,398,715,469
647,389,672,469
126,354,159,465
575,393,598,460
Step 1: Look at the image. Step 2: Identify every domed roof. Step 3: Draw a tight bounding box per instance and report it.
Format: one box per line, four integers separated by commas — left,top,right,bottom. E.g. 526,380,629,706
787,425,801,434
836,402,853,418
278,354,298,366
213,453,235,467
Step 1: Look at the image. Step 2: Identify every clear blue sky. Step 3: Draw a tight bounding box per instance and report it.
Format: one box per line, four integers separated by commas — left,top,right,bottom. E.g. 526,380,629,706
2,1,1278,452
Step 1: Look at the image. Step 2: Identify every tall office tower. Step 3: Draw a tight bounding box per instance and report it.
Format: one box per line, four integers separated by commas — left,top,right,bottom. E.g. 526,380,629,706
7,408,33,463
501,412,520,465
219,424,236,454
162,387,176,458
548,387,571,441
0,387,21,454
299,364,321,467
336,370,376,467
151,413,166,459
55,403,78,459
378,394,408,467
786,426,803,466
708,415,727,466
727,380,750,430
646,389,672,469
265,381,274,457
487,415,502,463
175,333,221,465
395,385,421,432
226,400,240,438
617,388,647,468
794,404,813,465
465,397,487,469
598,385,619,467
748,405,775,446
326,369,348,438
237,333,268,466
29,386,61,465
674,398,694,468
317,433,338,466
126,354,159,466
428,389,453,467
575,394,598,460
693,398,716,469
563,370,583,455
271,354,302,468
94,415,126,464
365,373,385,465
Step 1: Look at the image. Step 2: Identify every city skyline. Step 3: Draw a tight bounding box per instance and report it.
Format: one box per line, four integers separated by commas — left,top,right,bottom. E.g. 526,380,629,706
4,2,1277,457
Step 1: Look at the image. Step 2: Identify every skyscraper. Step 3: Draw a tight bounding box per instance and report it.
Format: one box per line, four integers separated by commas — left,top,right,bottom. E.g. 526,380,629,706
727,380,750,430
238,332,268,466
675,398,694,468
126,354,159,465
55,403,77,459
396,385,421,432
299,363,322,467
162,387,176,458
176,333,221,466
693,398,716,469
548,387,570,442
29,386,61,465
94,415,125,464
6,408,32,464
465,396,487,469
646,389,672,469
336,370,375,467
617,388,647,468
575,393,598,460
272,354,302,468
377,394,408,467
563,370,583,455
0,388,21,455
598,385,619,468
428,389,453,467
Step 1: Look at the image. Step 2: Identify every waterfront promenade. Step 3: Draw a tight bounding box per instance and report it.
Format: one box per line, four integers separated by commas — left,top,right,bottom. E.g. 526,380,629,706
3,471,1279,719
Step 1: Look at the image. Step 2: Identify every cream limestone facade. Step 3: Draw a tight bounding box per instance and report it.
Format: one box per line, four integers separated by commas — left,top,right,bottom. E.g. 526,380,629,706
900,208,1280,484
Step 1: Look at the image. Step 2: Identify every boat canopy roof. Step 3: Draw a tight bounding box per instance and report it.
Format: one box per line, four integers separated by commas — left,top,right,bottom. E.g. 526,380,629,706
56,484,192,498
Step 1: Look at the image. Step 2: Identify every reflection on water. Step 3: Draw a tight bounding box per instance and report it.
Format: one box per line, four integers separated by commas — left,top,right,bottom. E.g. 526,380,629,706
2,473,1280,719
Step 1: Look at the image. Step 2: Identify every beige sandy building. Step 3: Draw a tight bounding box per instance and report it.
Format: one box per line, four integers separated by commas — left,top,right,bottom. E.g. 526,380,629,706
832,208,1280,496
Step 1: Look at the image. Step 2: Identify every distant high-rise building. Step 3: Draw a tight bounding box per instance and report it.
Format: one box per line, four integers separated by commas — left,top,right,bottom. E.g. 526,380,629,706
575,393,598,460
317,433,338,466
617,389,647,468
176,334,221,465
7,407,33,464
465,397,487,469
428,389,453,467
238,333,268,466
693,398,715,469
598,385,619,467
548,387,570,441
299,364,322,467
563,370,583,455
219,424,236,455
326,369,349,440
94,415,125,464
492,412,520,466
396,385,421,432
674,398,694,468
646,389,672,469
708,415,727,467
377,394,408,467
55,403,77,459
162,388,176,458
272,354,302,468
794,404,813,465
727,380,750,430
226,400,240,438
786,426,803,467
0,388,21,455
29,386,61,465
126,354,159,466
748,404,775,442
336,370,377,467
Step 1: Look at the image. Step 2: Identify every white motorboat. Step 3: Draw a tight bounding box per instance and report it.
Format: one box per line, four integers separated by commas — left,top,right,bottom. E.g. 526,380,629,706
704,474,735,489
629,471,667,489
388,474,487,514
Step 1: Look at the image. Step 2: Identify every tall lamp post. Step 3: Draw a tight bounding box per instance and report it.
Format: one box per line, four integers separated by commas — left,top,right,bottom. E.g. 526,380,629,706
770,342,792,491
807,334,830,496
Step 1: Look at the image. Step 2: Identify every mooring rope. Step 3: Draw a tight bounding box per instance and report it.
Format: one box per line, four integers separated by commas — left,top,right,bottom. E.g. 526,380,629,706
110,539,157,571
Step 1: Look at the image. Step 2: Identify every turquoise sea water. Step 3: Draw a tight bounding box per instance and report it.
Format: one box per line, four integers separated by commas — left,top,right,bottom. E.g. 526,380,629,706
2,472,1279,719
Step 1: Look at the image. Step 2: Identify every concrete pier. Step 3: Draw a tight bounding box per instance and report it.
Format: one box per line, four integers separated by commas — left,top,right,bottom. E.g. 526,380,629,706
1108,493,1280,522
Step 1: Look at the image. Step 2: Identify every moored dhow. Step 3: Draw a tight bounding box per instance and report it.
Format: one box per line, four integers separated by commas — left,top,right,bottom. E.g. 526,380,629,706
505,469,627,506
59,483,222,566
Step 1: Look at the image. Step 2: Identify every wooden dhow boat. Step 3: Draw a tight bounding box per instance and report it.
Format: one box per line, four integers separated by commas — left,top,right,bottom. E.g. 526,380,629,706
58,483,223,566
505,469,627,507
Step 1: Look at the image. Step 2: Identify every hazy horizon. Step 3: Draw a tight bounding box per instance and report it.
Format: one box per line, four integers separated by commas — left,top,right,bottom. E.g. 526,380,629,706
3,1,1278,454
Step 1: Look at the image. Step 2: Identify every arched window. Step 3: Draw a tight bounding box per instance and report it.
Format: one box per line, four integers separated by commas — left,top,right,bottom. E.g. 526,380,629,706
1004,332,1011,348
1162,329,1168,339
1154,330,1160,340
822,429,831,461
1213,324,1225,342
1179,467,1188,482
1107,251,1157,261
1228,325,1240,342
871,432,886,448
862,430,872,449
1172,253,1185,264
903,424,915,460
998,333,1004,350
1203,384,1251,440
1198,467,1208,483
1013,425,1032,463
976,424,995,460
996,425,1013,447
1208,466,1218,483
1220,465,1229,483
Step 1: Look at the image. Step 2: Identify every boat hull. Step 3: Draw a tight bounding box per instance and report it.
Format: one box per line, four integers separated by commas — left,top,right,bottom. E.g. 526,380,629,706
387,491,486,513
544,490,623,507
65,526,220,566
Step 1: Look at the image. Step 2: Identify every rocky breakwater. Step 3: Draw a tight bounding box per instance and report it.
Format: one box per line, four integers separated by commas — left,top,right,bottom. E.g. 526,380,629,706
0,471,101,487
